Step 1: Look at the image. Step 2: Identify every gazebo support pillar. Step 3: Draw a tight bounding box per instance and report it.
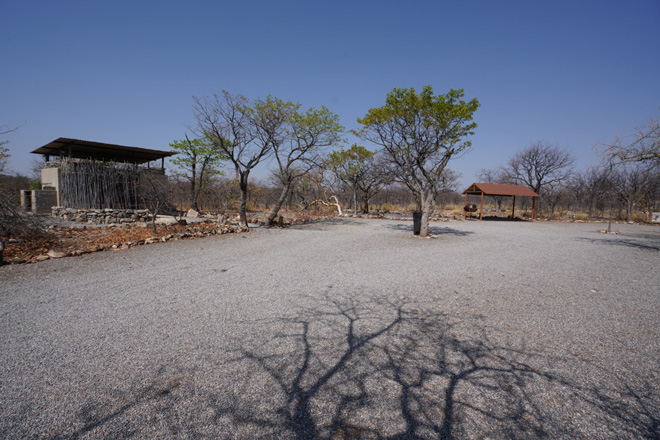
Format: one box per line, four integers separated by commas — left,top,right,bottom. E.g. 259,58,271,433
479,192,484,221
464,192,468,220
512,195,516,219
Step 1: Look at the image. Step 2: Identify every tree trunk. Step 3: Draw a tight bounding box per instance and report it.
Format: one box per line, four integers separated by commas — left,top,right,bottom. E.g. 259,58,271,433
353,187,358,216
190,161,197,211
266,182,291,226
239,174,249,228
626,199,633,222
150,201,161,233
419,190,433,236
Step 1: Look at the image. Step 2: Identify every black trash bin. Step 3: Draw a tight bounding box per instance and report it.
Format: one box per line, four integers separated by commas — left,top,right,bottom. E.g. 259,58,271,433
413,210,422,235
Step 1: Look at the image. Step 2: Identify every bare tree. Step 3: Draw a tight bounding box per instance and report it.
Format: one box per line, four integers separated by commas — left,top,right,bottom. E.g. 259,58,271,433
476,167,512,185
1,124,24,174
601,117,660,166
568,167,612,218
294,167,344,216
0,191,47,244
609,163,656,222
1,123,23,145
0,173,47,243
476,167,512,210
502,141,574,196
0,146,8,175
357,152,392,214
138,170,170,232
29,155,46,185
193,91,266,228
637,170,660,222
434,169,461,211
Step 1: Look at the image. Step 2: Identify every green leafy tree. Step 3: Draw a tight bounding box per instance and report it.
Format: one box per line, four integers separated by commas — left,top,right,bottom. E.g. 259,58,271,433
255,96,343,225
357,86,479,235
194,91,342,227
170,135,226,211
327,144,377,214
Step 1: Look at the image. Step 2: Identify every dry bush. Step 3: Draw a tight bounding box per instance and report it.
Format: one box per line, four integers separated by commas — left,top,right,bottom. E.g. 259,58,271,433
0,188,49,241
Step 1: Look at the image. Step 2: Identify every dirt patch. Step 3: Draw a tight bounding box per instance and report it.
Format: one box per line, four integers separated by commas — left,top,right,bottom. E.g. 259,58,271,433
1,212,335,265
2,222,231,264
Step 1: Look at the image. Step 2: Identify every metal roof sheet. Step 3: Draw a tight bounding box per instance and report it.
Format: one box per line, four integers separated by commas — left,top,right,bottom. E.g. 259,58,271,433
462,183,540,197
31,137,176,164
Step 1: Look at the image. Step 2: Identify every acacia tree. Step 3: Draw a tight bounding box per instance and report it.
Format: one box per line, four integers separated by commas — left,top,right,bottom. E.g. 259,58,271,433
357,86,479,236
170,135,226,211
253,96,343,226
193,91,266,228
601,117,660,166
327,144,377,214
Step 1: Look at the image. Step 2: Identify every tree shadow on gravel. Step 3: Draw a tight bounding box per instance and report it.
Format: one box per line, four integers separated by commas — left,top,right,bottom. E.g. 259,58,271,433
39,366,188,440
16,291,657,439
577,235,660,252
384,223,473,236
289,217,366,231
208,289,659,439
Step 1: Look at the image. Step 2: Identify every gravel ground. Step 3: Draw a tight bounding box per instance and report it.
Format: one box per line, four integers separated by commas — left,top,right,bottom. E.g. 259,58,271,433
1,218,659,439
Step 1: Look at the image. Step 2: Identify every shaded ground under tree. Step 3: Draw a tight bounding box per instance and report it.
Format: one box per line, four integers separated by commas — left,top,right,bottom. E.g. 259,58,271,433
26,290,658,439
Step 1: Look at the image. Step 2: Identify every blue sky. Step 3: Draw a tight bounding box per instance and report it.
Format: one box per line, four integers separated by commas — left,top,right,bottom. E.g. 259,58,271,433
2,0,659,187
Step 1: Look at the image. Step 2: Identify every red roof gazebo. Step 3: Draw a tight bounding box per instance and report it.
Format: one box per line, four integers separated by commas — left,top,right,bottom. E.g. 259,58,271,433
462,183,540,221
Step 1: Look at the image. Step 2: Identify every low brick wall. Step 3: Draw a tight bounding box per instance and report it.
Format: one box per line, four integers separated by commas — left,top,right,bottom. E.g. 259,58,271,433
51,207,152,224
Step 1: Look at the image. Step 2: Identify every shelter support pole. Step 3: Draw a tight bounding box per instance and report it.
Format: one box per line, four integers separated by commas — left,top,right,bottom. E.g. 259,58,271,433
464,192,468,219
479,193,484,221
512,196,516,219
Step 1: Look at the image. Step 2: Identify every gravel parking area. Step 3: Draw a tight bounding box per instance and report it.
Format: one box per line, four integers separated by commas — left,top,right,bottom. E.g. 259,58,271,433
1,218,659,439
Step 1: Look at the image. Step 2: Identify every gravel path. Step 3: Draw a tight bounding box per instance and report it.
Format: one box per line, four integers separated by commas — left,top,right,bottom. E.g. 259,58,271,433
1,218,659,439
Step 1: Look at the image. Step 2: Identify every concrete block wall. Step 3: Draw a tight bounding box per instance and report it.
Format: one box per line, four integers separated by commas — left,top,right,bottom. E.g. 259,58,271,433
20,190,58,215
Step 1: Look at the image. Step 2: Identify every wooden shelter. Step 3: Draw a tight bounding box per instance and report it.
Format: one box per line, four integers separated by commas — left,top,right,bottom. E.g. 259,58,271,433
32,137,175,168
462,183,540,221
29,138,176,210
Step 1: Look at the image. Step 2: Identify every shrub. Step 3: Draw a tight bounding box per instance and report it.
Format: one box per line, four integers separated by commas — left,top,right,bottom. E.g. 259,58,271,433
0,187,48,241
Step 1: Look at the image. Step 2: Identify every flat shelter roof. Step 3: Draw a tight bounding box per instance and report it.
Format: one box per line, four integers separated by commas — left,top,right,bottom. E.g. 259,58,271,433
463,183,539,198
31,137,176,165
